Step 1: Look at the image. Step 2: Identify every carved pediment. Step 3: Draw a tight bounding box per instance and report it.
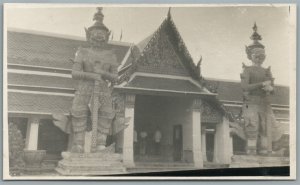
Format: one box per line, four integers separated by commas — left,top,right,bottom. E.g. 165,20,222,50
137,29,189,76
201,101,223,123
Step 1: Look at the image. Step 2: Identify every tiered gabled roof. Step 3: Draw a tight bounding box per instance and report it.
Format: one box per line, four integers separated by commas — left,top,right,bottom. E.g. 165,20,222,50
119,9,203,84
161,10,202,80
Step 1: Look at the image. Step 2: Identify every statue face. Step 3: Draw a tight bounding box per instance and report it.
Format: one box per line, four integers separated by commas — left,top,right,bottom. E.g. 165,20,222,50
251,48,266,65
88,29,108,46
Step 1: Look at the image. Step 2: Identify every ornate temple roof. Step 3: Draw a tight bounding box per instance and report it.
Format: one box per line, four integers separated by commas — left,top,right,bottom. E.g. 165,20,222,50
8,92,73,116
7,30,131,69
119,10,202,83
115,9,212,98
6,28,289,118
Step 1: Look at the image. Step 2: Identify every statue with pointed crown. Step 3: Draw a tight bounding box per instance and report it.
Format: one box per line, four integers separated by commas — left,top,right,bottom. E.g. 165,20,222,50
240,23,283,155
54,8,128,175
53,7,128,154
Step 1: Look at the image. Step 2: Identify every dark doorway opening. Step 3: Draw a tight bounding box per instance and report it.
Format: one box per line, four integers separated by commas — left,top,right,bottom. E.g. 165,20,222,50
38,119,68,161
173,125,183,161
133,94,191,163
206,130,215,162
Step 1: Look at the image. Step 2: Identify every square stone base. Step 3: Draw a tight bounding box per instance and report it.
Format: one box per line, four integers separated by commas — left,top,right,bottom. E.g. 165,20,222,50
230,155,290,168
56,152,126,176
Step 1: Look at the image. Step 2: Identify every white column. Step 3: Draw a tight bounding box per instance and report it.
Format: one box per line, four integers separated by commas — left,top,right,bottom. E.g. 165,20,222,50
201,126,207,162
228,135,233,161
213,125,220,163
25,117,40,150
213,117,231,164
192,99,203,168
84,131,92,153
123,94,135,167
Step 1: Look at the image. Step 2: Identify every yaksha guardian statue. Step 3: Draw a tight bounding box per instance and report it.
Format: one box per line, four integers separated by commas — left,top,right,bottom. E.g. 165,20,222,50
70,7,118,153
241,23,283,155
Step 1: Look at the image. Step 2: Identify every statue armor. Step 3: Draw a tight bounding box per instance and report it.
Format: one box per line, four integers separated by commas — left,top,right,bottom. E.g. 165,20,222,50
241,65,275,154
241,23,283,155
71,47,118,152
52,8,130,154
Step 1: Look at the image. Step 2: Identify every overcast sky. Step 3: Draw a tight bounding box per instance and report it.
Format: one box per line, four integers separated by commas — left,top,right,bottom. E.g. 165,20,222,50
6,5,294,86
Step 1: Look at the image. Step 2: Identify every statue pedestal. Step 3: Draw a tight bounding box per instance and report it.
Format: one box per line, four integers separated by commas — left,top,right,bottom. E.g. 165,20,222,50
230,155,289,168
56,152,126,176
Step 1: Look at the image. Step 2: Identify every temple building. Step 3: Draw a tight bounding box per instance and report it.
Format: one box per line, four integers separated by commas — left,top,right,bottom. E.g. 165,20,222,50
6,11,289,172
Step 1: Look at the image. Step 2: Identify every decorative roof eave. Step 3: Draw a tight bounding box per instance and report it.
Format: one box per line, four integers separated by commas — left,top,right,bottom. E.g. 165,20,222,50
114,86,216,98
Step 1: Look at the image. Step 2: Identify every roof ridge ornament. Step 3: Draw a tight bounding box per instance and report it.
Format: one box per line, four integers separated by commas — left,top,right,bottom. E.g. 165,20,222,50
197,56,202,68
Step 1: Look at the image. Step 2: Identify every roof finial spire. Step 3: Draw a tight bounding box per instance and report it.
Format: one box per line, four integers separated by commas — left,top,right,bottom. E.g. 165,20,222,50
167,7,172,19
196,56,202,75
120,29,123,41
197,56,202,67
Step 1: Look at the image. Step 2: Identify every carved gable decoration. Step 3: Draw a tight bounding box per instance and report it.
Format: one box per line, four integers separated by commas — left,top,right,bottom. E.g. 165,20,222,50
137,28,189,76
201,100,223,123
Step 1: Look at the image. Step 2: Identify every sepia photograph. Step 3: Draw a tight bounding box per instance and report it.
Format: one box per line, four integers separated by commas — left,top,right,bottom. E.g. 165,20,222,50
2,4,296,180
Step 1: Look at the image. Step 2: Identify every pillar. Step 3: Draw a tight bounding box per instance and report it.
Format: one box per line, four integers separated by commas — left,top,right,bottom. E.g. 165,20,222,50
201,126,207,162
123,94,135,167
84,131,92,153
228,135,233,160
25,117,40,150
213,117,231,164
192,99,203,168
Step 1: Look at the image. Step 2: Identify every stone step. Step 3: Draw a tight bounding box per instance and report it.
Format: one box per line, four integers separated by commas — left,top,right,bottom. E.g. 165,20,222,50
230,155,290,168
55,151,126,176
56,167,126,176
64,157,122,162
135,162,193,167
127,167,196,173
58,161,123,167
204,162,229,169
127,162,196,173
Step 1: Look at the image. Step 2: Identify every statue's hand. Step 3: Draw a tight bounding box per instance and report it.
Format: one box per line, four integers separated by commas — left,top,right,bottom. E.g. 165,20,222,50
262,84,274,92
263,85,274,92
262,80,272,86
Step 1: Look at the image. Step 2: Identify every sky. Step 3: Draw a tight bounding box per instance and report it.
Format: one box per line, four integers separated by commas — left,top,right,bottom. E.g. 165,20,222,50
5,5,295,86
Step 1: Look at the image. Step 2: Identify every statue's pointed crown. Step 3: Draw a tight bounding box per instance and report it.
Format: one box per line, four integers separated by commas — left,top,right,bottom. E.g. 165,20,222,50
85,7,111,43
245,22,265,60
87,7,109,32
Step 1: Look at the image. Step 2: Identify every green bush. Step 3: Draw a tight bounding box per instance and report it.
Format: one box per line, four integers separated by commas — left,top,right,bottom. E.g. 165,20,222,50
8,122,25,175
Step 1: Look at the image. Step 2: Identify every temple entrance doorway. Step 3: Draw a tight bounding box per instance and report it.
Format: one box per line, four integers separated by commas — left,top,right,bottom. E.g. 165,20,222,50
173,125,183,161
133,94,192,163
205,126,216,162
